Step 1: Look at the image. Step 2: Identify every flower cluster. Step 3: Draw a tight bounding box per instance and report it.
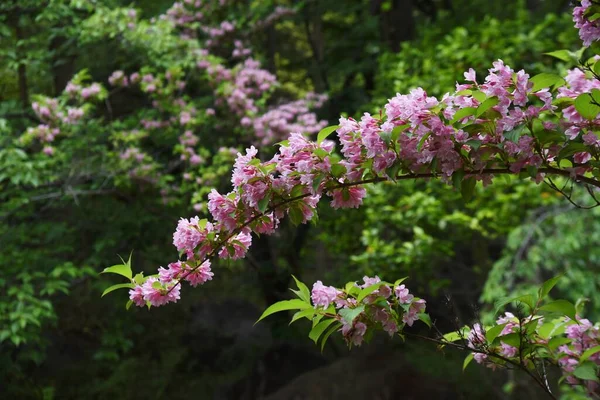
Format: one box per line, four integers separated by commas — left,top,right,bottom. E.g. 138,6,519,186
108,70,129,87
99,3,600,394
20,77,106,154
574,0,600,47
457,307,600,395
260,276,428,348
558,317,600,393
252,93,329,145
128,49,600,307
253,6,295,30
467,313,528,368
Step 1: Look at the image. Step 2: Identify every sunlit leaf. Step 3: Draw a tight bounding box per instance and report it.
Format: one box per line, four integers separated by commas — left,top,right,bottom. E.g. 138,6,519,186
101,264,132,280
309,319,336,343
317,125,339,144
102,283,134,297
256,299,310,323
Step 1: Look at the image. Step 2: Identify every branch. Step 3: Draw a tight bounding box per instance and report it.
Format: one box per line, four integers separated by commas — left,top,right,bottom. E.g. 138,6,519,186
404,332,558,400
168,166,600,293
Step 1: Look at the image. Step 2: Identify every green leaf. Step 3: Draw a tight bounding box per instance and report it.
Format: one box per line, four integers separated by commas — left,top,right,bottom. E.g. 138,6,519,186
443,328,467,343
581,346,600,363
594,61,600,77
357,282,386,303
451,107,477,124
313,148,329,158
537,129,565,145
312,174,325,192
539,299,577,321
471,91,486,102
317,125,339,144
291,275,311,303
345,281,358,294
538,321,566,339
309,319,336,343
330,163,346,178
538,274,563,300
558,142,588,160
503,125,524,143
529,73,566,92
417,132,431,151
101,283,134,297
476,97,499,117
133,273,145,285
256,299,311,323
290,184,305,198
575,90,600,120
289,308,315,325
338,305,365,323
418,313,432,328
460,177,476,202
101,264,132,280
548,336,572,350
463,353,474,371
573,362,599,382
498,332,521,347
589,12,600,22
486,323,507,343
385,162,402,180
320,322,342,352
559,159,573,168
465,139,481,150
393,277,408,287
125,300,133,310
494,294,536,314
544,50,575,63
257,194,270,213
289,206,305,226
391,124,409,141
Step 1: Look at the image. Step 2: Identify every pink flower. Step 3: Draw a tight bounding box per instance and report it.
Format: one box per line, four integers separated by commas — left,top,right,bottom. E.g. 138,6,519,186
158,261,184,283
42,146,55,156
173,216,209,255
330,186,367,209
402,299,426,326
140,277,181,307
468,323,486,349
574,0,600,47
208,189,238,230
574,152,592,164
185,260,213,287
500,343,518,358
473,352,488,365
218,231,252,259
129,285,146,307
464,68,477,82
395,284,414,304
311,280,340,308
108,70,128,87
342,321,367,346
360,276,381,288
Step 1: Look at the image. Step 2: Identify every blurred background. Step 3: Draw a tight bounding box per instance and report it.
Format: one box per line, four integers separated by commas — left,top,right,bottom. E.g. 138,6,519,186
1,0,598,399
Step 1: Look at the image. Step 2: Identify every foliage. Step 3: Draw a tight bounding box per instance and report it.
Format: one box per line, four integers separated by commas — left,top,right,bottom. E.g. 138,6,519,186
374,3,578,101
3,0,600,398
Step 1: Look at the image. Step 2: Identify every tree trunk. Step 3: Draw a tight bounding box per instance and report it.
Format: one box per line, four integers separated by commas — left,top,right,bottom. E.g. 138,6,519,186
50,36,76,96
14,24,29,109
